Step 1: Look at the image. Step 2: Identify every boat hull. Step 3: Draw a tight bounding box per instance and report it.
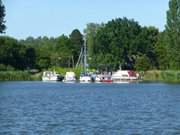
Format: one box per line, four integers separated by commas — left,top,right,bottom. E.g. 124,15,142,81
79,76,91,83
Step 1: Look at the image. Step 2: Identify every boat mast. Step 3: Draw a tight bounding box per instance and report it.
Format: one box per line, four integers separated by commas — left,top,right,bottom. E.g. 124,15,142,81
75,48,83,68
83,36,87,74
75,35,88,74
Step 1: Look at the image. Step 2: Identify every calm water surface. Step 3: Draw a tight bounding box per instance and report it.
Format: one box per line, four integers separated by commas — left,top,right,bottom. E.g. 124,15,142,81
0,82,180,135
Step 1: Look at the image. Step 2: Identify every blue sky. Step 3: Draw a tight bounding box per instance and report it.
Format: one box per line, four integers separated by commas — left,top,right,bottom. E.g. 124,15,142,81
3,0,169,39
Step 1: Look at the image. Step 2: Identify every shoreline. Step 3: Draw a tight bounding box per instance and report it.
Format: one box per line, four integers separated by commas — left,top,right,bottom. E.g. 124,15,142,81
0,71,42,81
140,70,180,84
0,70,180,84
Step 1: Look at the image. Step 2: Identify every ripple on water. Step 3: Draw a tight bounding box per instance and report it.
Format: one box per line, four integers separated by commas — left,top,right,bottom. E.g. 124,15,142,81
0,82,180,135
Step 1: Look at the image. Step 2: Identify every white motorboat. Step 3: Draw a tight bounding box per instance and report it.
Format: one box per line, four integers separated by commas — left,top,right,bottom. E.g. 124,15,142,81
64,72,76,83
42,71,62,81
112,70,138,83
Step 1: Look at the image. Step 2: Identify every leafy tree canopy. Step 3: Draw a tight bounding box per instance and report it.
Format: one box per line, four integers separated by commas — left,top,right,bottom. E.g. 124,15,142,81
0,0,5,33
166,0,180,69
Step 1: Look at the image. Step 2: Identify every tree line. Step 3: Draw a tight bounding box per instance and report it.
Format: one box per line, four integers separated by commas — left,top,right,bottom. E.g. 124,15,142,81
0,0,180,72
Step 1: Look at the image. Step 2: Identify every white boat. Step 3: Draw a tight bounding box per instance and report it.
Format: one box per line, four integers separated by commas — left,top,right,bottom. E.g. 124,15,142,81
64,72,76,83
42,71,62,81
79,73,91,83
112,70,138,83
76,36,92,83
94,74,102,83
94,74,113,83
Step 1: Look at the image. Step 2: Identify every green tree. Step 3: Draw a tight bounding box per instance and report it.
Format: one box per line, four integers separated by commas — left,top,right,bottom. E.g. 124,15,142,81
25,47,36,69
135,26,159,68
95,18,142,70
166,0,180,69
56,35,73,67
0,36,30,70
0,0,5,33
84,23,102,67
155,32,169,69
37,57,51,69
69,29,83,64
135,54,151,71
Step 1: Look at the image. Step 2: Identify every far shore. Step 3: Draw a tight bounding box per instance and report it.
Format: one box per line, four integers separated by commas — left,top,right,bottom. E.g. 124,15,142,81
140,70,180,84
0,70,180,84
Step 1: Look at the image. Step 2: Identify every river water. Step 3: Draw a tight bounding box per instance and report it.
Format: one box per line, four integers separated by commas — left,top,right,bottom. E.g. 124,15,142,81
0,82,180,135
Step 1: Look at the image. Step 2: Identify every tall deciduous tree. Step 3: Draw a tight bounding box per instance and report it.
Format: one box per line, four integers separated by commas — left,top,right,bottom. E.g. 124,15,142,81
55,35,73,67
95,18,142,70
84,23,102,67
155,32,169,69
135,26,159,69
0,36,36,70
69,29,83,64
166,0,180,69
0,0,5,33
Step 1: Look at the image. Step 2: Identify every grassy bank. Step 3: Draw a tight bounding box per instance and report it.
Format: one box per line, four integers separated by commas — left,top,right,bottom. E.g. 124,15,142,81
141,70,180,83
0,71,41,81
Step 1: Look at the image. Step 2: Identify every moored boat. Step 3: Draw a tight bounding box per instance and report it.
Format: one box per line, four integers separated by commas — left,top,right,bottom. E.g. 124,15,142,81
112,70,139,83
101,75,113,83
76,36,92,83
42,71,63,81
79,72,91,83
93,74,113,83
94,74,102,83
63,72,76,83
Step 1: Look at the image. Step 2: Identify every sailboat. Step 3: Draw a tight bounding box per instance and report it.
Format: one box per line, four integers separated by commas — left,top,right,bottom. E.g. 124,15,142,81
76,37,91,83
